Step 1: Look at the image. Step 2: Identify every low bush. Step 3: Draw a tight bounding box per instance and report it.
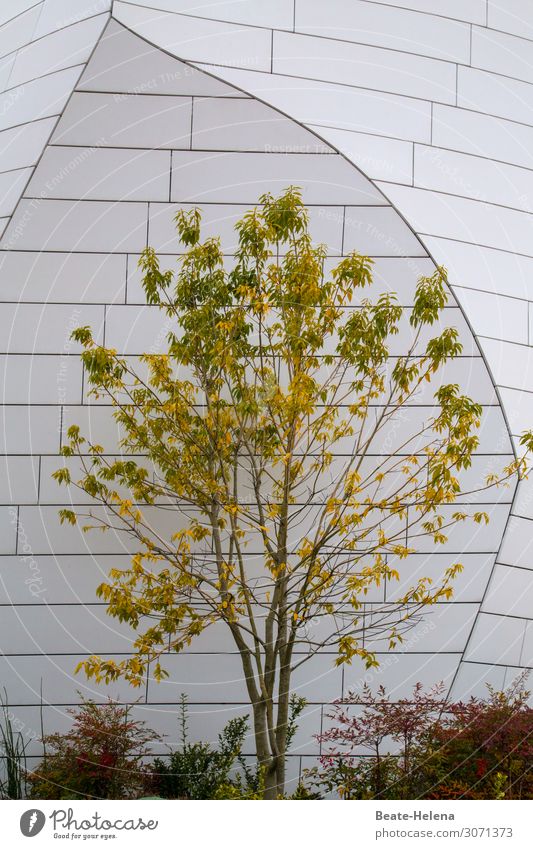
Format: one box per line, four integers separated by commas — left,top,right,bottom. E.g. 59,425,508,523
28,697,160,799
307,675,533,800
25,693,307,800
144,695,255,799
8,677,528,800
144,693,308,799
426,678,533,800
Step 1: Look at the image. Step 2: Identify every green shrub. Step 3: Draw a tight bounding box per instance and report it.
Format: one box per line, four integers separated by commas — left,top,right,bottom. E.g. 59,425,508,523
144,695,254,799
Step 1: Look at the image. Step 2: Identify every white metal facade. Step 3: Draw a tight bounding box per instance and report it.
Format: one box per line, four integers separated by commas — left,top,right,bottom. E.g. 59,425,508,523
0,1,531,782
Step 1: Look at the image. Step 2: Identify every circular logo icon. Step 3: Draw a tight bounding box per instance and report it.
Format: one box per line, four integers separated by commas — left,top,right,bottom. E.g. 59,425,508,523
20,810,46,837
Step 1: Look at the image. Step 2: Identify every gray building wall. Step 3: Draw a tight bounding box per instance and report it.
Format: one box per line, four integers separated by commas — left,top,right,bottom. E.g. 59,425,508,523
0,1,530,785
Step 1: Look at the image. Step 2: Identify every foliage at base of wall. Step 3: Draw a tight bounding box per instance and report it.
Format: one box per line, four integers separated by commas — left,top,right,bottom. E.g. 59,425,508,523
0,680,530,800
28,697,160,800
306,676,533,800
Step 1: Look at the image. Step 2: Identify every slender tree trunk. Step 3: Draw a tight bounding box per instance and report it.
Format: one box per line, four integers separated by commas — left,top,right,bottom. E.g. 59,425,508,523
250,674,291,799
252,700,278,799
274,652,291,796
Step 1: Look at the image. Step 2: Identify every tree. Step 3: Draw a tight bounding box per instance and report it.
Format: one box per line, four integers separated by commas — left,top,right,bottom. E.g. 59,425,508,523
55,187,532,798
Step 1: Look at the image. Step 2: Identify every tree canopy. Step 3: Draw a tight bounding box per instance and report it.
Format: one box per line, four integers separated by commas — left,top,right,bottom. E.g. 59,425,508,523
55,187,533,797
